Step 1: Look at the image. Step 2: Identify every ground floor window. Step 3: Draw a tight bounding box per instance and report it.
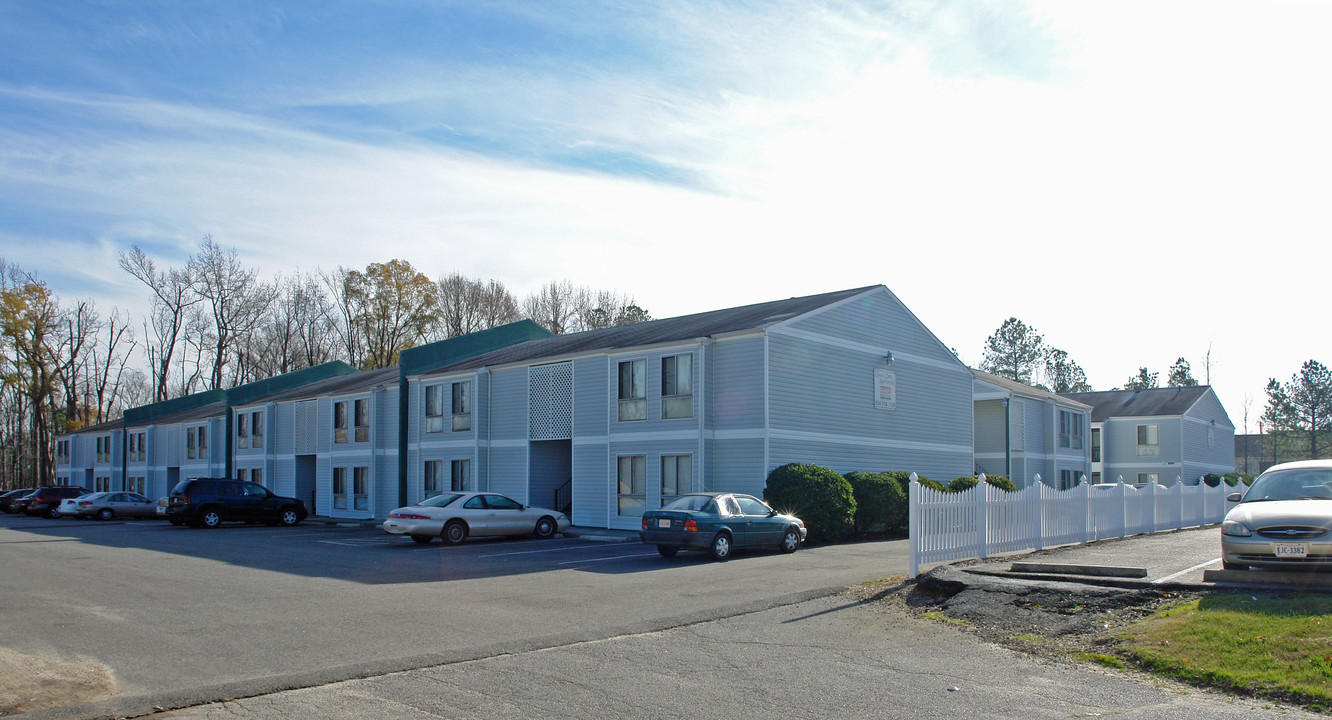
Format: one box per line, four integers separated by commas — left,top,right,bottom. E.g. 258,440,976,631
1091,472,1101,484
95,476,111,492
450,459,470,492
1058,469,1079,490
661,454,691,505
333,468,347,509
353,467,369,511
1137,473,1159,485
424,460,443,496
617,455,646,515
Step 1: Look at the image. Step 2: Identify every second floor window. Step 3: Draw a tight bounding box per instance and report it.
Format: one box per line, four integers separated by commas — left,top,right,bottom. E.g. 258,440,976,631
1059,411,1083,449
251,411,264,449
198,427,207,457
187,428,197,460
354,399,369,442
334,402,348,443
1137,424,1159,457
237,414,249,449
661,354,693,419
424,385,444,433
1091,428,1101,463
452,381,471,431
618,359,646,422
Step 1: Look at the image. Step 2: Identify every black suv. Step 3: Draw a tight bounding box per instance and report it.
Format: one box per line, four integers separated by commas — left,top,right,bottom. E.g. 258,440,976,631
24,486,89,518
165,478,308,528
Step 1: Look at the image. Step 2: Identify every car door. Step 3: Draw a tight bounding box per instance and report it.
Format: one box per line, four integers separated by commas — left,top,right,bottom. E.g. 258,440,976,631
735,495,784,547
461,494,492,535
238,482,273,520
717,495,748,546
124,492,156,517
482,494,529,535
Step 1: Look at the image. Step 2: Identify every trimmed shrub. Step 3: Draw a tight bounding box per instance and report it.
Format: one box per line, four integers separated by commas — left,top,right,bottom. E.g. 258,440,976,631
764,463,855,543
915,476,949,493
949,476,979,492
845,471,908,536
982,474,1018,492
1203,473,1225,487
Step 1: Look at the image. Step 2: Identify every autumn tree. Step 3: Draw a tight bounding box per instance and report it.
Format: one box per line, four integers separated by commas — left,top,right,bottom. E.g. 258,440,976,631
0,276,70,485
1264,360,1332,459
981,318,1045,385
1167,357,1198,386
345,259,440,369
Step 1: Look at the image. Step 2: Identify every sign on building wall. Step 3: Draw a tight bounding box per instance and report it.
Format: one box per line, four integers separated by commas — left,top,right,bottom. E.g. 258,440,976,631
874,369,896,410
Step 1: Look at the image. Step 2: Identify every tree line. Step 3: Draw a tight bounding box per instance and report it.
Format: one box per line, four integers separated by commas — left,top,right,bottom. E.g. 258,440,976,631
0,237,650,487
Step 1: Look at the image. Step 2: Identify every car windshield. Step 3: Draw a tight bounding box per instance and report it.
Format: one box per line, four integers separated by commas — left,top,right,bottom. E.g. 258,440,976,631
1244,468,1332,502
419,493,462,508
662,495,713,512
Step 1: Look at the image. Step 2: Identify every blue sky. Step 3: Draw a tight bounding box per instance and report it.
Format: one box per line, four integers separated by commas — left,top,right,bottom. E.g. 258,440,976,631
2,0,1329,426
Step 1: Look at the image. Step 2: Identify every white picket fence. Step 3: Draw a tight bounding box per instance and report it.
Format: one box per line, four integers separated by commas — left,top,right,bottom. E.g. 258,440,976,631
908,479,1233,578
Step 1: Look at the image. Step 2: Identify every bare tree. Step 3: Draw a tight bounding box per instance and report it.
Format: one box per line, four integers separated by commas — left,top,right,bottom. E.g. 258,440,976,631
51,299,99,428
579,289,651,330
119,246,201,401
87,309,137,424
523,281,589,336
435,274,523,339
320,266,366,369
189,236,277,389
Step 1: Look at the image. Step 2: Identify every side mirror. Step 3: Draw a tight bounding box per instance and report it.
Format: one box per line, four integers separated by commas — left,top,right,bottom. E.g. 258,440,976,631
1225,492,1242,503
767,509,778,517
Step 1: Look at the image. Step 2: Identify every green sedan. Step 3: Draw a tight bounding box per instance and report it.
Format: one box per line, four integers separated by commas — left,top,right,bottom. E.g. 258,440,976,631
639,492,807,561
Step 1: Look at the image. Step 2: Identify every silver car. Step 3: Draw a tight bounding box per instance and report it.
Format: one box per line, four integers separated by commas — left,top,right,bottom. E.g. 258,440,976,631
1221,460,1332,571
60,492,161,521
382,491,570,545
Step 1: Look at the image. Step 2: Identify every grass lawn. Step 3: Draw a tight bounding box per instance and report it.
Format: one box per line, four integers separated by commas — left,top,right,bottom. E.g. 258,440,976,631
1120,592,1332,710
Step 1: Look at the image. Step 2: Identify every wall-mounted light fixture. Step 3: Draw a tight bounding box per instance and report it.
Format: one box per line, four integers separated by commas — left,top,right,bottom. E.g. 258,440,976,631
884,351,894,366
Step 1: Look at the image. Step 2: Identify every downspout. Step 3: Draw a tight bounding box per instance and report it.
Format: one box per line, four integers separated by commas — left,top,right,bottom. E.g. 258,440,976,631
1003,397,1011,480
697,337,710,493
398,372,409,508
224,410,233,480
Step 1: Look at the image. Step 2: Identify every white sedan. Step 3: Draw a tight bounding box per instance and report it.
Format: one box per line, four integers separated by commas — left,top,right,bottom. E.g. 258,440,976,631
383,491,570,545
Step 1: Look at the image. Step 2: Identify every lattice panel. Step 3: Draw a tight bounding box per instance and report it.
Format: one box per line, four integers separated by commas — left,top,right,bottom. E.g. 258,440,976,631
529,362,573,440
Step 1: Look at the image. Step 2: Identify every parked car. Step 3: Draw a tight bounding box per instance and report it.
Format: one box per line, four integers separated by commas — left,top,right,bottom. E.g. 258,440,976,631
382,492,570,544
0,488,35,513
162,478,308,528
24,486,90,518
639,492,806,561
1221,460,1332,571
60,491,160,520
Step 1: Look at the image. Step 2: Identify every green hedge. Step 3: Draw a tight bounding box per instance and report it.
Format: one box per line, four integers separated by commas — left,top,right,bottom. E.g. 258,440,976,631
764,464,855,543
844,471,908,536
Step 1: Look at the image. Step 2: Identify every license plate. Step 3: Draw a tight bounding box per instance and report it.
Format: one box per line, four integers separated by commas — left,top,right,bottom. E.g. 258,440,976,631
657,519,671,529
156,506,166,515
1275,543,1308,558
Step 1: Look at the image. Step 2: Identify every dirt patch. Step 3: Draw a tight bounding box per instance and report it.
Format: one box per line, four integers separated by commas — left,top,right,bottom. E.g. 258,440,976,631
0,647,116,716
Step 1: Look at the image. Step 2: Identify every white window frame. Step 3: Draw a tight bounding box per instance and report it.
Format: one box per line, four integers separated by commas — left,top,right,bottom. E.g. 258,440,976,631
450,459,470,492
617,359,646,422
352,466,369,511
424,460,444,495
237,412,250,449
1137,472,1160,485
661,454,692,503
1059,411,1083,450
333,467,348,509
1136,424,1160,457
334,401,349,444
186,428,197,460
661,354,693,420
353,399,369,443
424,385,445,433
617,455,647,516
452,381,471,432
251,411,264,449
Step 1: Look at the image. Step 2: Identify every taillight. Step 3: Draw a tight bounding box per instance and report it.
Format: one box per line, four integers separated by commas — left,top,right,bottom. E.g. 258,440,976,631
78,501,92,507
641,517,648,530
389,512,430,520
684,519,698,532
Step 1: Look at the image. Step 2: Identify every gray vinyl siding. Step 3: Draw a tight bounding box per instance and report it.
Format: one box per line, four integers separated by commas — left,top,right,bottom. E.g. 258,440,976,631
1101,416,1186,484
573,357,608,438
607,346,702,438
708,438,765,494
973,400,1007,456
571,444,608,528
782,287,957,365
1182,390,1236,479
605,438,702,529
488,446,527,502
707,336,764,431
488,368,528,442
765,333,972,480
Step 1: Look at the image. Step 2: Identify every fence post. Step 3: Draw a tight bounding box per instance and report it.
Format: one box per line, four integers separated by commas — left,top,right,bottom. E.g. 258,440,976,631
1032,474,1044,550
908,474,920,579
976,481,989,559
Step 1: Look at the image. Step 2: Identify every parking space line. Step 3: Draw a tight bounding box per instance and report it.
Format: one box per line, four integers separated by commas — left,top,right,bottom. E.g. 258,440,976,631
476,543,612,558
1152,557,1221,584
557,551,658,565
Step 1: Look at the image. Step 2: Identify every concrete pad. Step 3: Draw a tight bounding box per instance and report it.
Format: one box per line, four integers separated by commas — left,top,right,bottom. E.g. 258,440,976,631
1010,561,1148,578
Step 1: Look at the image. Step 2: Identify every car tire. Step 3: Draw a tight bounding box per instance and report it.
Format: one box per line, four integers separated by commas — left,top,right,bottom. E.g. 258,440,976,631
98,508,115,521
533,516,557,539
657,545,679,558
199,508,223,529
410,534,433,544
443,520,468,545
709,532,733,561
779,527,801,554
278,508,302,527
1222,560,1249,571
47,506,61,519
